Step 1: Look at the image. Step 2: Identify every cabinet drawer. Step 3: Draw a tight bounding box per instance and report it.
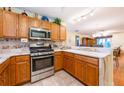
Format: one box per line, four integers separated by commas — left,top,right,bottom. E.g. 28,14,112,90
16,55,30,62
10,57,16,65
54,51,62,55
75,55,99,66
63,52,74,58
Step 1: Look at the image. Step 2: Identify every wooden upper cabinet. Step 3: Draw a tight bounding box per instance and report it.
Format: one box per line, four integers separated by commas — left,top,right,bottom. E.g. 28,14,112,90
18,15,29,38
85,63,99,86
51,23,60,41
41,21,51,30
0,9,3,38
3,11,18,38
60,25,66,41
29,17,41,28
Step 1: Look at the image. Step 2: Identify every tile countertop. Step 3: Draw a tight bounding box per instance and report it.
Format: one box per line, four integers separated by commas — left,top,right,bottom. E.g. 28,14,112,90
0,48,30,64
54,49,111,59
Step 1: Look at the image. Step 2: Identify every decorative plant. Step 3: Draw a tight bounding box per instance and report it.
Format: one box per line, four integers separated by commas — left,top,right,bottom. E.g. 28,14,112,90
53,18,62,25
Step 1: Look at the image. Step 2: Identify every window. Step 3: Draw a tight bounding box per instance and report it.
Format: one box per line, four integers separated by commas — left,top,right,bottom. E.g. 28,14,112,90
96,38,111,48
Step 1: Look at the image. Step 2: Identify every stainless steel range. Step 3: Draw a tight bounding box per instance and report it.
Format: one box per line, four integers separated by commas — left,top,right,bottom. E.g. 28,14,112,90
30,44,54,83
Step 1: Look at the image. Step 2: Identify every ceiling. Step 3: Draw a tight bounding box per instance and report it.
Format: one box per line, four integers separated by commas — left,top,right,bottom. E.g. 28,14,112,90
20,7,124,35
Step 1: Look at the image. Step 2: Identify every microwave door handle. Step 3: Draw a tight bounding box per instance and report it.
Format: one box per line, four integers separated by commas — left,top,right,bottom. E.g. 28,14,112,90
32,55,53,59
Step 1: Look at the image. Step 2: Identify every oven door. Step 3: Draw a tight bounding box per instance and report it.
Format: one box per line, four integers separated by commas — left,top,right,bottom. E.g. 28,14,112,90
31,55,54,75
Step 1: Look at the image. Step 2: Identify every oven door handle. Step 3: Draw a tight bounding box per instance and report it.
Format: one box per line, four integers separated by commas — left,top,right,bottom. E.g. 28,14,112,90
32,55,53,59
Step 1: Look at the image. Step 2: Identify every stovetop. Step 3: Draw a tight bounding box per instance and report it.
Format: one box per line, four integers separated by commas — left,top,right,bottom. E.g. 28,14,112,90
30,48,54,53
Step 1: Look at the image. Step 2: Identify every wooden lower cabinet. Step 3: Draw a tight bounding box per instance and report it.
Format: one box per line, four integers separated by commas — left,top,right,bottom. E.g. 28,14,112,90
10,64,16,85
15,56,30,85
0,60,10,86
63,56,75,76
63,52,99,86
0,55,30,86
3,66,10,86
9,57,16,86
0,74,4,86
75,60,85,82
85,63,99,86
54,52,63,71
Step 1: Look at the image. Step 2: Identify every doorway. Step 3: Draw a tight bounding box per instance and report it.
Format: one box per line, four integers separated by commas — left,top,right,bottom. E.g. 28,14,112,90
75,35,80,46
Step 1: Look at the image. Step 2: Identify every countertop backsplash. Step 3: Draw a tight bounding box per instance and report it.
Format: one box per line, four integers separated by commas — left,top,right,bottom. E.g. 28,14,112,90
0,39,29,49
0,38,67,51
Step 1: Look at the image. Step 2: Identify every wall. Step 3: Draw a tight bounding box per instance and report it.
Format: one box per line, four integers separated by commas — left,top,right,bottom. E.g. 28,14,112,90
66,31,81,46
66,30,92,46
111,32,124,52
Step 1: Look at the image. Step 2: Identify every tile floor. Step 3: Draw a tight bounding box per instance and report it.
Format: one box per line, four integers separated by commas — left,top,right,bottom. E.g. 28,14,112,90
23,70,84,86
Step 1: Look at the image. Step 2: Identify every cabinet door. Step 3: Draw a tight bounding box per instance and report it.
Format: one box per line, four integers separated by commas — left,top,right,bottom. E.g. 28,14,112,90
63,56,75,75
0,73,4,86
18,15,29,38
3,66,10,86
9,57,16,86
41,21,51,30
3,11,18,37
51,23,59,41
85,63,99,86
16,61,30,85
0,9,3,37
75,60,85,82
63,57,69,71
29,17,41,28
54,52,63,71
10,64,16,86
60,26,66,41
68,58,75,75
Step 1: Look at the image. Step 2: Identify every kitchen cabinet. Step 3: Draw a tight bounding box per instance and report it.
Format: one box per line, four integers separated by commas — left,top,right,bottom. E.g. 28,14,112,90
18,15,29,38
63,57,75,75
3,65,10,86
41,21,51,30
29,17,41,28
63,52,99,86
75,60,85,82
0,55,30,86
9,57,16,86
3,11,18,38
0,9,3,38
51,23,66,41
63,52,75,76
54,52,63,71
60,26,66,41
51,23,60,41
85,63,99,86
0,59,10,86
15,55,30,85
0,74,4,86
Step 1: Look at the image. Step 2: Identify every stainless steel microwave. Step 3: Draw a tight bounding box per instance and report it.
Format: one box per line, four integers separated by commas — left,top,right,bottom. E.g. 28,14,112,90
29,27,51,40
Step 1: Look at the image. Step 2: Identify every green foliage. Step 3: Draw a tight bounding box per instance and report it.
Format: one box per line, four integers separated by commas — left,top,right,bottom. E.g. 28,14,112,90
53,18,62,25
